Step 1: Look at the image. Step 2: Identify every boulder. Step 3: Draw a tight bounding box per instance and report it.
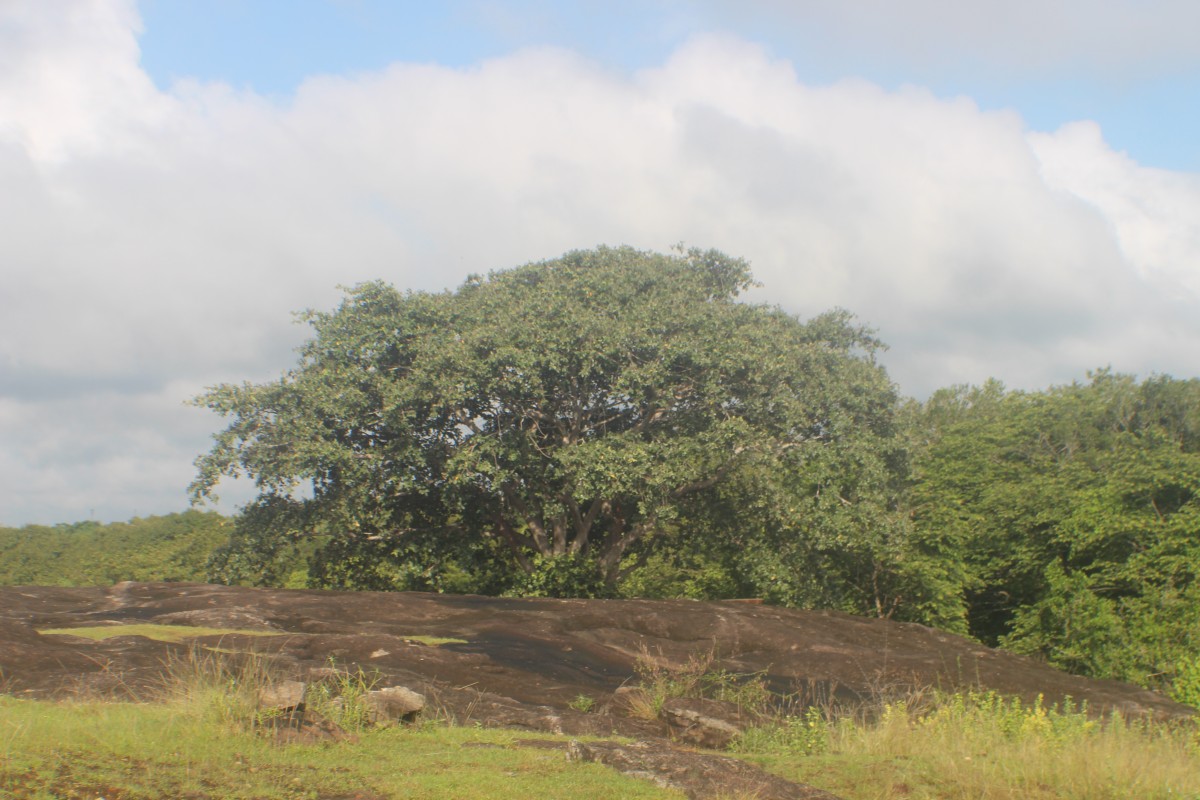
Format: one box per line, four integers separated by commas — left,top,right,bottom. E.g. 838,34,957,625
660,696,749,749
259,679,307,711
364,686,426,724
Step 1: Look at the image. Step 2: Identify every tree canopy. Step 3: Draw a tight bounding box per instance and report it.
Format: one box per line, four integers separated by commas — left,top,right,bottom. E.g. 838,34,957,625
908,371,1200,697
192,246,901,595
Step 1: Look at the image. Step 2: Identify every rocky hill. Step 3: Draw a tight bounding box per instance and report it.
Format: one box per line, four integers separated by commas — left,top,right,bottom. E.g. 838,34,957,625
1,582,1192,799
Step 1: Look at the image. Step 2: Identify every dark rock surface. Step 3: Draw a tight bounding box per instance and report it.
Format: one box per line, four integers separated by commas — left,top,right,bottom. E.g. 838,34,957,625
1,582,1194,799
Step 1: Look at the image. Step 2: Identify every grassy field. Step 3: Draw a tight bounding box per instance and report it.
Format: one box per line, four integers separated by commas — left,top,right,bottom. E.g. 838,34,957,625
0,696,682,800
3,688,1196,800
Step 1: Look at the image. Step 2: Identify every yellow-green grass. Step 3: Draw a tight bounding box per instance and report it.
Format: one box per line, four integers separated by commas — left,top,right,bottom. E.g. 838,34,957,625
403,635,468,646
0,695,681,800
38,624,285,643
735,692,1200,800
38,624,468,647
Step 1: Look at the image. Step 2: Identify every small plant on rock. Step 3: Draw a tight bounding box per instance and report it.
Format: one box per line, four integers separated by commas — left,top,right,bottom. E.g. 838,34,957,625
634,643,772,717
568,694,596,713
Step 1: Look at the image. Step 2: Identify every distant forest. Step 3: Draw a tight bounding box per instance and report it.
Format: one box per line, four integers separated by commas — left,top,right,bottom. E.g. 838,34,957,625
0,511,229,587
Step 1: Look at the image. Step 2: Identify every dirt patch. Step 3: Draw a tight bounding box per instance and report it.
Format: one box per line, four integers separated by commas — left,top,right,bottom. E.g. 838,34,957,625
563,738,842,799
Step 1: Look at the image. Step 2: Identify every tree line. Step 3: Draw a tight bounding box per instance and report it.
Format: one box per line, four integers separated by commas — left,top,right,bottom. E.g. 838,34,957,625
0,511,228,586
905,372,1200,702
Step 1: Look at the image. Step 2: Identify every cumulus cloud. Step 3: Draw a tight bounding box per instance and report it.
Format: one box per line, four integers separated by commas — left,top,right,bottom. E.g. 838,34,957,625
1,3,1199,524
1030,121,1200,297
0,0,168,159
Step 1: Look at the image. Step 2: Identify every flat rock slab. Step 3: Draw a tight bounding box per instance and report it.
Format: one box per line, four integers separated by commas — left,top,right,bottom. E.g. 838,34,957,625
1,582,1189,720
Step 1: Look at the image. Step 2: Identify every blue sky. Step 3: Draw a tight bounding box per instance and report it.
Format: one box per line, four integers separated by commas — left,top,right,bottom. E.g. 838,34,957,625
135,0,1199,170
2,0,1199,524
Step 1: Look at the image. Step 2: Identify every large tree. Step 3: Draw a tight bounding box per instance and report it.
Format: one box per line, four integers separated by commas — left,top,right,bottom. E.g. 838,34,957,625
192,246,898,592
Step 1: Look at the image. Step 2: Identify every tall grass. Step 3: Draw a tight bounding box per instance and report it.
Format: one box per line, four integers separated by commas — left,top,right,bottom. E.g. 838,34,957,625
157,646,284,730
736,690,1200,800
632,642,772,716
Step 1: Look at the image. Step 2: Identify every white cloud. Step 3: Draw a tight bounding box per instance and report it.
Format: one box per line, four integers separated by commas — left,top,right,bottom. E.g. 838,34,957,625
1,5,1198,524
0,0,169,160
1029,121,1200,297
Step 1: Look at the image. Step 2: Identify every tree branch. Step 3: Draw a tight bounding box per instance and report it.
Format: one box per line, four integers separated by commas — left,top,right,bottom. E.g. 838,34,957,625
505,489,550,554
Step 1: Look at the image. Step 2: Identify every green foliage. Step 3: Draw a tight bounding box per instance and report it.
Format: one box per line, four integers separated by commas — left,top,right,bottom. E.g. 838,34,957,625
910,371,1200,698
505,552,612,598
568,694,597,713
1001,561,1127,677
0,510,231,586
192,246,901,601
1173,656,1200,710
618,547,744,600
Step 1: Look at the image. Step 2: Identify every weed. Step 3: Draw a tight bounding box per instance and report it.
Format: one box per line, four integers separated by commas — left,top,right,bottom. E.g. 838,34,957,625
620,687,665,721
734,707,831,756
569,694,597,713
305,660,383,732
633,642,771,716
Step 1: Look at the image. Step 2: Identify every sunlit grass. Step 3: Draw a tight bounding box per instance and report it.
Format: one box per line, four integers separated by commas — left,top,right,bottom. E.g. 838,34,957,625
38,624,467,647
0,695,680,799
736,691,1200,800
403,634,468,646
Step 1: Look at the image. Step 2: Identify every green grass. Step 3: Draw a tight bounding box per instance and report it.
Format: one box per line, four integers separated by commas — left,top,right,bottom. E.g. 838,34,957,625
733,691,1200,800
0,695,681,799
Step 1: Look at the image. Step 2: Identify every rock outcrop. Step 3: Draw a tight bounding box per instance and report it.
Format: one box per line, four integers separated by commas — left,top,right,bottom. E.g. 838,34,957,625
1,582,1194,799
